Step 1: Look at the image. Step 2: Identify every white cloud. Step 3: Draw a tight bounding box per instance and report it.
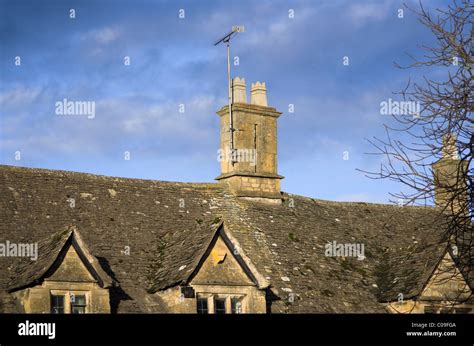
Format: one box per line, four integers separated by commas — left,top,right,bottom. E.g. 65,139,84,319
109,95,216,136
0,86,42,108
76,27,121,56
245,7,316,48
348,1,393,25
82,27,120,44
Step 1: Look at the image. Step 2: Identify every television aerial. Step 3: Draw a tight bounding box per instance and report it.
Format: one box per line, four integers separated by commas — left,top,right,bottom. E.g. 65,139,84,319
214,26,244,164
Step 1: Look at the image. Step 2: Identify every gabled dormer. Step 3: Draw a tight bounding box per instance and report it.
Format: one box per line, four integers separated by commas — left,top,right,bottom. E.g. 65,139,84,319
386,247,473,314
8,227,113,313
150,220,269,314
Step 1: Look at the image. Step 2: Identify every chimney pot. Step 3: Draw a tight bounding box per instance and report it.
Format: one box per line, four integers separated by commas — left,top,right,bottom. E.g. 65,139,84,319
442,133,459,159
250,81,268,106
232,77,247,103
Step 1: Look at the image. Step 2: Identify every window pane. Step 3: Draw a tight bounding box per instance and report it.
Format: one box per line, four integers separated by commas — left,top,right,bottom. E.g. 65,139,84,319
51,295,64,314
72,306,85,314
215,298,226,314
453,308,471,314
231,297,242,314
74,295,86,305
71,295,86,314
197,297,208,314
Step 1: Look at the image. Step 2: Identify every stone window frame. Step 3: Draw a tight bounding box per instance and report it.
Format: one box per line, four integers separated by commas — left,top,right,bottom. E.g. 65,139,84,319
49,289,90,314
196,292,246,314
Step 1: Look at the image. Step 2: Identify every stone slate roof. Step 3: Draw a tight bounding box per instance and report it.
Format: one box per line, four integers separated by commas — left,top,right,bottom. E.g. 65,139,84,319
0,164,460,313
6,228,72,292
374,242,449,302
147,218,223,293
222,194,452,312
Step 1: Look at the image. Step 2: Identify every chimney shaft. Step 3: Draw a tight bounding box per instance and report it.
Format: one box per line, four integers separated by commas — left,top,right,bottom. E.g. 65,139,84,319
432,134,468,214
442,133,459,159
250,82,268,106
216,77,283,202
232,77,247,103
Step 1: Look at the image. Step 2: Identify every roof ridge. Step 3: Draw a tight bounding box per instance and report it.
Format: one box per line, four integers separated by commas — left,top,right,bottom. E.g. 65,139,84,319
282,192,436,209
0,164,220,188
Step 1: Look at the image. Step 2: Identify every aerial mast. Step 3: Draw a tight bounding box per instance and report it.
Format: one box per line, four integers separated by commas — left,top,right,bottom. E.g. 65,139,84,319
214,26,244,164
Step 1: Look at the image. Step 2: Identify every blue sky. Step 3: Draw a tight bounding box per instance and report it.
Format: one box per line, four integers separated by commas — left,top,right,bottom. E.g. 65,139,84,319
0,0,450,203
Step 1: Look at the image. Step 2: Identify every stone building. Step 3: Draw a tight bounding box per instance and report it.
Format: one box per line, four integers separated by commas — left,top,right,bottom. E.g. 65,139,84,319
0,78,472,314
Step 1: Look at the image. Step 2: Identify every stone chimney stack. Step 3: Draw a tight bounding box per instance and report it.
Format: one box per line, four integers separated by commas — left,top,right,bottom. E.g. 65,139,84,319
216,77,283,203
432,134,468,213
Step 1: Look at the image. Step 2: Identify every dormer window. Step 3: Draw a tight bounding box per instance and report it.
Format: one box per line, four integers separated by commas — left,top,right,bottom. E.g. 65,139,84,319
197,297,208,314
71,294,87,314
187,231,268,314
50,291,89,314
214,298,226,314
8,228,113,314
51,295,64,314
196,294,245,314
231,297,243,314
